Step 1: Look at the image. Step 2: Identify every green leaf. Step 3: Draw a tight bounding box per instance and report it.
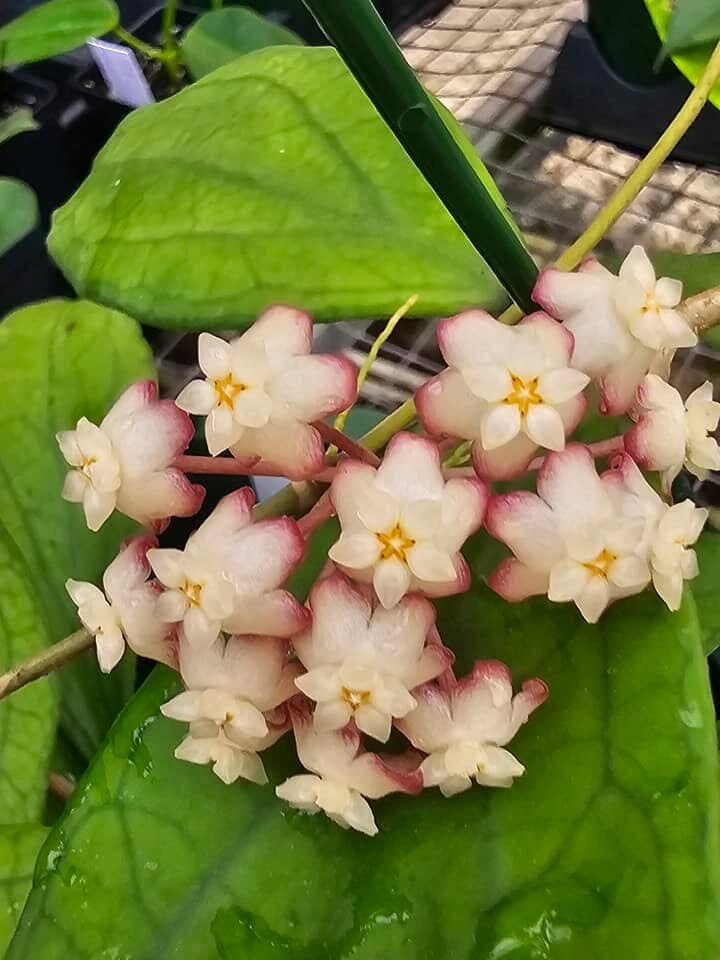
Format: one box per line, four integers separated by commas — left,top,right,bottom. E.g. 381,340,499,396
0,179,38,257
0,300,153,759
645,0,720,110
182,7,303,80
0,825,48,953
666,0,720,53
49,46,510,330
0,529,57,824
693,531,720,654
0,0,118,67
9,553,720,957
0,109,38,146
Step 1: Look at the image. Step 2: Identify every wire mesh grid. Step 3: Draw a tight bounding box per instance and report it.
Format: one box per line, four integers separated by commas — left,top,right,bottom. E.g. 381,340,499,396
153,0,720,489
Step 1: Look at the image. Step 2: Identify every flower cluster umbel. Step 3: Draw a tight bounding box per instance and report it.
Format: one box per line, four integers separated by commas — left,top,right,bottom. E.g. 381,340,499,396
58,252,717,835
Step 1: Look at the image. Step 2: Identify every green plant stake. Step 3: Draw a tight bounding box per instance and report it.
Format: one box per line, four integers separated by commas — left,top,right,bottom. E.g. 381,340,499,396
300,0,538,311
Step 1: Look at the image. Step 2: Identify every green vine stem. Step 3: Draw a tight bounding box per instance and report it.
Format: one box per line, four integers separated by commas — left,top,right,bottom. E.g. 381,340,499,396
300,0,538,312
113,27,164,62
500,37,720,324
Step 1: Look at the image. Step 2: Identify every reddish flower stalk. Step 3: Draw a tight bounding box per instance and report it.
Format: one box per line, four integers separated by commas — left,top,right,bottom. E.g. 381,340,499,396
313,420,381,467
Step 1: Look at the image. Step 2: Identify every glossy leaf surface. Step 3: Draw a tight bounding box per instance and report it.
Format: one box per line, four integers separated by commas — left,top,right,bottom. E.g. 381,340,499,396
49,47,510,330
0,300,153,758
9,539,720,958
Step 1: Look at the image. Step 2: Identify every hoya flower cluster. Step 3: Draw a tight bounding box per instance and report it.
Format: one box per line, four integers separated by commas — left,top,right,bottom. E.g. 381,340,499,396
57,250,717,835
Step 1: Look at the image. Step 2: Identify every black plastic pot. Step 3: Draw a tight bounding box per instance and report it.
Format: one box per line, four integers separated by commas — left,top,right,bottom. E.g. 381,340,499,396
586,0,674,86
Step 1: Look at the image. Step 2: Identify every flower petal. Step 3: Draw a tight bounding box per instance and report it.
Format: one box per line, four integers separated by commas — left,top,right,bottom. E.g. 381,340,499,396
241,305,313,359
487,557,549,602
537,367,589,404
524,404,565,451
405,543,456,582
95,627,126,674
472,432,537,481
268,354,358,422
415,369,484,441
437,310,511,368
485,491,561,569
375,433,444,502
619,245,656,288
116,470,205,527
373,557,411,609
175,379,216,416
82,487,117,532
481,404,521,451
537,445,611,526
224,590,310,639
328,531,380,570
197,332,231,379
206,405,244,456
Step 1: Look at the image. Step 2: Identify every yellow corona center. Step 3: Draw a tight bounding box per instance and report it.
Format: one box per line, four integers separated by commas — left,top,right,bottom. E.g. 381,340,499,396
213,372,246,409
81,455,97,477
341,687,370,709
376,523,415,562
640,294,659,315
182,579,203,607
583,548,616,580
503,372,543,417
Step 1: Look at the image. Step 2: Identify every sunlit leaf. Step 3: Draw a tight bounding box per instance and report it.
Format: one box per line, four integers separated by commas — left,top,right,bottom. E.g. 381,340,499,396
49,47,512,330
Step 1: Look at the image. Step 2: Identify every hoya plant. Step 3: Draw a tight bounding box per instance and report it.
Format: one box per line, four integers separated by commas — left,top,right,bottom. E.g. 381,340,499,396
3,0,720,957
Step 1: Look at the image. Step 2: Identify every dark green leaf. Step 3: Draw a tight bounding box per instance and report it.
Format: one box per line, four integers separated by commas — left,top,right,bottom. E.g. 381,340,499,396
182,7,302,80
666,0,720,53
693,531,720,654
0,109,38,146
0,179,38,257
0,300,153,759
645,0,720,109
9,548,720,957
49,47,511,330
0,0,118,67
0,825,48,953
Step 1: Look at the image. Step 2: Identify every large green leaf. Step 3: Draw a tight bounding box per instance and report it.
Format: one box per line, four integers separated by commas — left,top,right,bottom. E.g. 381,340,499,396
0,300,153,759
0,179,38,257
0,825,48,953
48,46,510,330
182,7,303,80
0,0,118,67
645,0,720,110
666,0,720,53
9,533,720,958
693,532,720,654
0,529,57,824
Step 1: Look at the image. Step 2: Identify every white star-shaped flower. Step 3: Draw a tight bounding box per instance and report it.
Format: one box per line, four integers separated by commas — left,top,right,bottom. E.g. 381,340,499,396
57,380,203,532
275,699,423,835
397,661,547,796
486,445,651,623
328,432,487,609
604,454,707,611
66,535,173,672
294,573,453,742
416,310,589,479
148,487,309,649
625,375,720,488
162,631,300,784
533,247,696,415
175,306,357,478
